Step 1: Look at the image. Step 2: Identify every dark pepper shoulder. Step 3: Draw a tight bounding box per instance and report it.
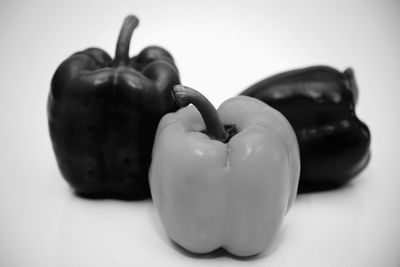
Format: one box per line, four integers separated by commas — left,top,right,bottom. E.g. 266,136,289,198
50,48,112,100
241,66,357,105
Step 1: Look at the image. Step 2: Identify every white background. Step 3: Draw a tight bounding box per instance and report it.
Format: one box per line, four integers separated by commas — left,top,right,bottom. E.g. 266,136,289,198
1,0,400,266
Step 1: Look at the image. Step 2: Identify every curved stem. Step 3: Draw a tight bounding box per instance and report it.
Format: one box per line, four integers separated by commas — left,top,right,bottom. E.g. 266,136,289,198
114,15,139,66
172,85,228,142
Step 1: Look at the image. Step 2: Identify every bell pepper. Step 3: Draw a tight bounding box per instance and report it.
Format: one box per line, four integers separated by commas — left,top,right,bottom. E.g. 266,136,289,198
48,15,180,199
240,66,370,190
149,85,300,256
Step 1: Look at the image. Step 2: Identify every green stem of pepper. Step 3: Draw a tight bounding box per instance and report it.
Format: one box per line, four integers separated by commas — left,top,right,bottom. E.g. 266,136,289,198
172,85,228,143
114,15,139,66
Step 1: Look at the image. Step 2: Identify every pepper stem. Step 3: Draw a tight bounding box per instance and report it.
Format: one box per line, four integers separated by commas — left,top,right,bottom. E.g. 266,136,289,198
172,85,228,142
114,15,139,66
344,68,359,105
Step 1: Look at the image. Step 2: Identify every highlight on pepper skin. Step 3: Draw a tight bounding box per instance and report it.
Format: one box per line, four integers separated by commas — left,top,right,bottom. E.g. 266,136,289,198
241,66,371,191
149,85,300,257
48,15,180,199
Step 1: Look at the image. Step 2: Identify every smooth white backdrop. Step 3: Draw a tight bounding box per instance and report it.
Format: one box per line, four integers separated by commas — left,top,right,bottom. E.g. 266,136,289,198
1,0,400,266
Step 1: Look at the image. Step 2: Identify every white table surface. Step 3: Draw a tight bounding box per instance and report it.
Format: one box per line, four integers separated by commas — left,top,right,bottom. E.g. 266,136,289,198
1,0,400,266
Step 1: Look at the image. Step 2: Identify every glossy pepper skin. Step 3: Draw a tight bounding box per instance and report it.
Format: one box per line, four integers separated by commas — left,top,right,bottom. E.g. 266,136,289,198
240,66,370,189
48,15,180,199
150,85,300,256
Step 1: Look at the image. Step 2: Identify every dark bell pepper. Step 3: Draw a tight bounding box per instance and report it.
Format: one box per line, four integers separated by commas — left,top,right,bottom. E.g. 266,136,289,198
240,66,371,190
48,15,180,199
